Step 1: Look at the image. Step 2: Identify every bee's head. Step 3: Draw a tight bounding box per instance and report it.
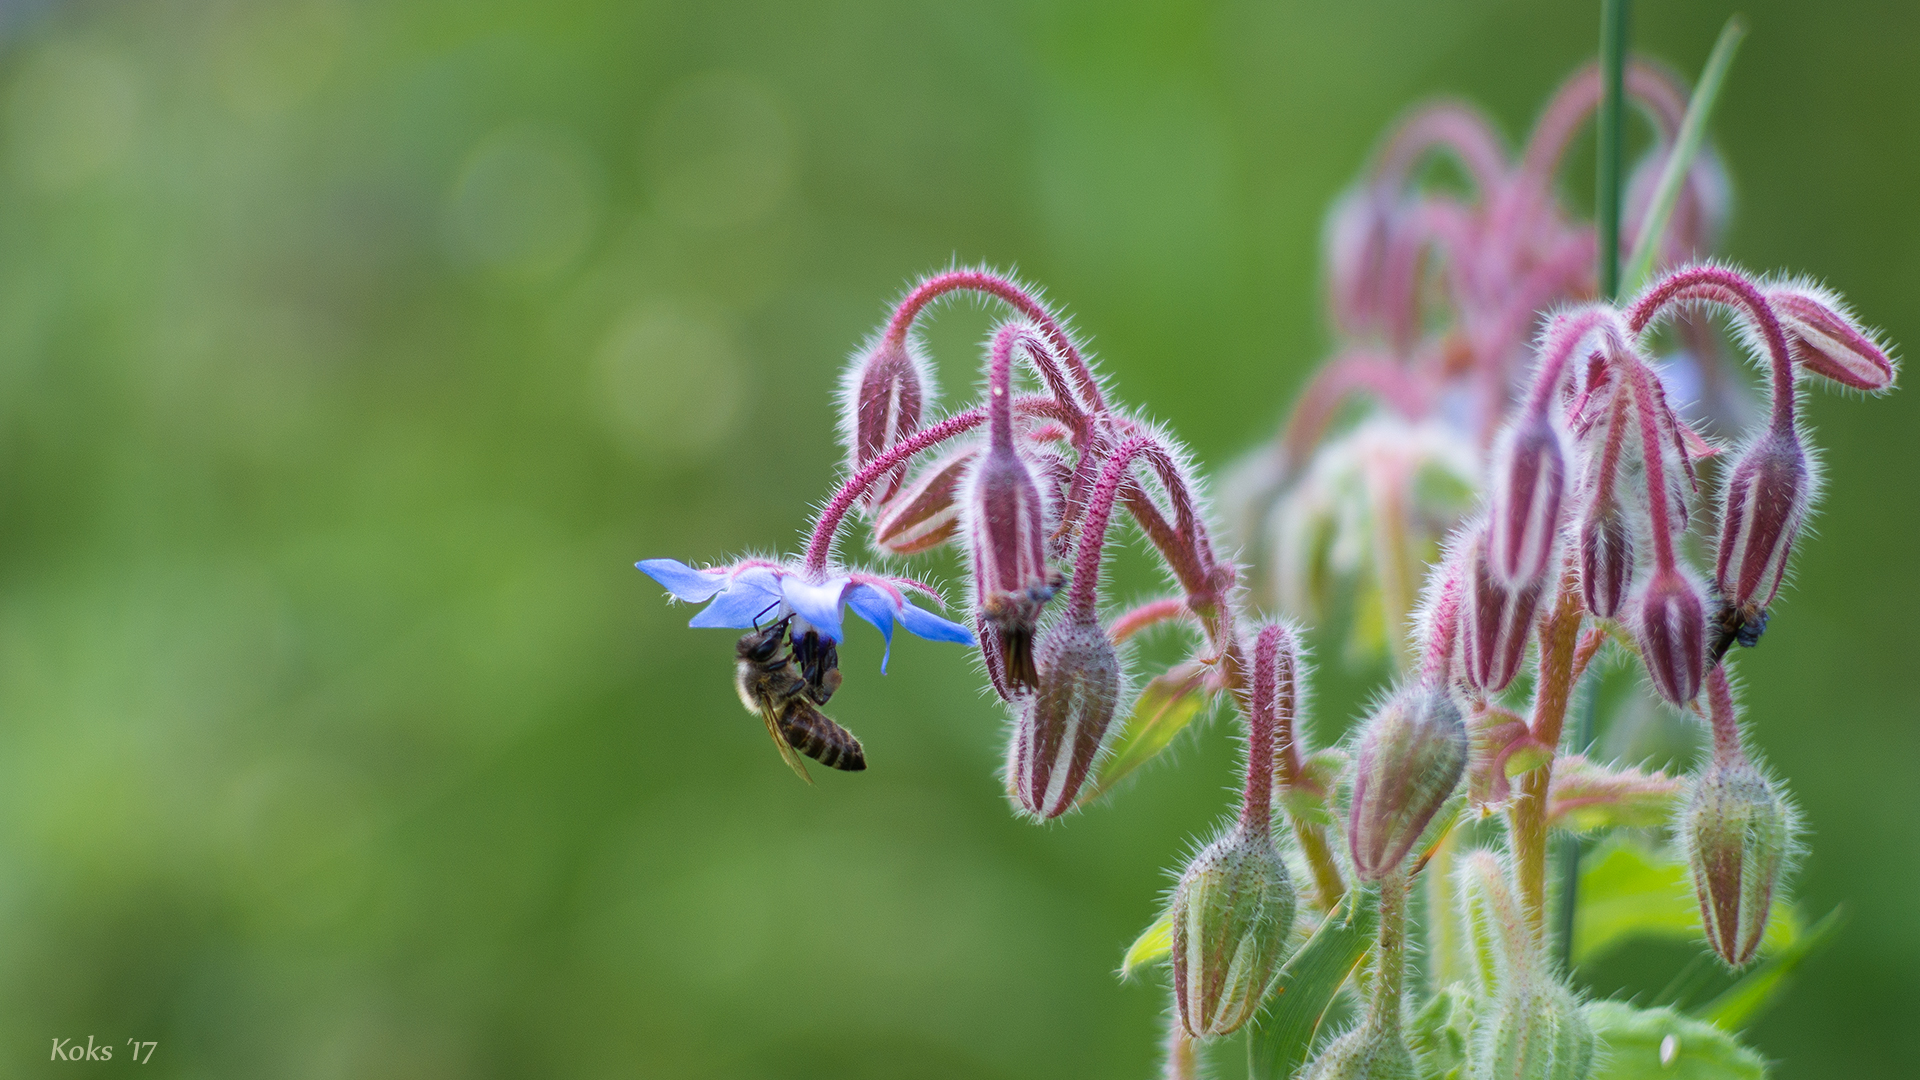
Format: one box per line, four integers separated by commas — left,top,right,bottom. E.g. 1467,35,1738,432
737,613,795,663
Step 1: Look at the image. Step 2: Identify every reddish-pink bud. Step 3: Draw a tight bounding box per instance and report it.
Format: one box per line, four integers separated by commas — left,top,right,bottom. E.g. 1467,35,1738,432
872,446,978,555
1578,499,1634,620
1348,682,1468,881
1714,429,1812,614
1766,284,1896,392
1007,614,1122,819
1487,413,1570,588
842,335,929,508
1636,567,1706,704
1463,532,1545,694
965,441,1057,692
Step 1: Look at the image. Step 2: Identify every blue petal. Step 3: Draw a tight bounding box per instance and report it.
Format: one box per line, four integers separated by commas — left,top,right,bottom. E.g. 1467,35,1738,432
896,598,975,645
781,575,850,642
636,558,729,603
688,567,783,629
844,584,897,672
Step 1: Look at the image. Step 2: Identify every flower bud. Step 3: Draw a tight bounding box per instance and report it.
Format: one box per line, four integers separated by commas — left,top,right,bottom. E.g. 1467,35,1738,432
1348,683,1468,881
1299,1020,1417,1080
1487,414,1569,589
965,441,1057,692
872,446,978,555
1767,284,1896,392
1577,498,1634,620
1636,567,1706,705
1169,826,1298,1037
1472,983,1595,1080
1463,533,1544,694
1713,429,1811,614
843,335,928,508
1007,615,1121,819
1681,759,1795,967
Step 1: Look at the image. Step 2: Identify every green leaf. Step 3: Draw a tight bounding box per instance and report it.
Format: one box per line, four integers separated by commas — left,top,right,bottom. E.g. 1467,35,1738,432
1588,1002,1766,1080
1078,662,1214,806
1247,888,1380,1080
1622,16,1747,294
1547,755,1682,833
1696,905,1846,1031
1573,839,1797,967
1120,909,1173,978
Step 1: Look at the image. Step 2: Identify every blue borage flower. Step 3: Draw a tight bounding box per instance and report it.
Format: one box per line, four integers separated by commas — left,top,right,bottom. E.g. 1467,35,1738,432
636,558,973,670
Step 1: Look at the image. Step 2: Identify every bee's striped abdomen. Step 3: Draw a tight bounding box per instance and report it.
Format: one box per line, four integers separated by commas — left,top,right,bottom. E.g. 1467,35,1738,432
779,704,867,772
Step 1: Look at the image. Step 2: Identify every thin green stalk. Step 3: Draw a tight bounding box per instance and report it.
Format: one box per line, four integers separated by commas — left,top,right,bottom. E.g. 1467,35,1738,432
1596,0,1632,302
1622,17,1748,294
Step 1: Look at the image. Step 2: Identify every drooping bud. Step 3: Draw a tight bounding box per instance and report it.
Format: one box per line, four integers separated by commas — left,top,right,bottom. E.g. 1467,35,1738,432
1348,683,1469,881
1299,1021,1418,1080
1577,498,1634,620
1680,758,1796,967
1636,567,1706,704
1766,284,1897,392
842,335,928,508
1463,531,1545,694
965,439,1057,692
1007,614,1121,819
1169,825,1298,1037
1714,429,1813,615
1487,413,1569,589
872,446,979,555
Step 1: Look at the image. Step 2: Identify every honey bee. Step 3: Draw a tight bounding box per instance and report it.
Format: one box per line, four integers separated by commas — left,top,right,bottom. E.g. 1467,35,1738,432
735,616,865,781
1707,599,1769,666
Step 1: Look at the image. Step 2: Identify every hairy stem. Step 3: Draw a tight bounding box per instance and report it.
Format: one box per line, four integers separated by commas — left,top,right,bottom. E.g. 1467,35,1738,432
1512,571,1586,934
885,269,1107,412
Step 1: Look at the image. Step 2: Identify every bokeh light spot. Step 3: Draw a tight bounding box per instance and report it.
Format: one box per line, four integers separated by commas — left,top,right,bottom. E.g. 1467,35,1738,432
448,125,604,280
647,71,792,230
595,300,746,461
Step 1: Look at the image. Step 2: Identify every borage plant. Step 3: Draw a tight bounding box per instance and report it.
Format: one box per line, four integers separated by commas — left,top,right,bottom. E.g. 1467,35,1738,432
635,33,1896,1080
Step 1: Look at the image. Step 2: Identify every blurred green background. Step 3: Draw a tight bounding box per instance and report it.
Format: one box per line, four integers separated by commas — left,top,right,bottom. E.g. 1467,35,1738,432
0,0,1913,1076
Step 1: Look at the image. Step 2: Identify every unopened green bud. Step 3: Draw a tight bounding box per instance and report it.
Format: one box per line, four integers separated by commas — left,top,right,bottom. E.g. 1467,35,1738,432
1169,826,1298,1037
1472,982,1595,1080
1680,759,1796,967
1348,683,1469,880
1299,1019,1417,1080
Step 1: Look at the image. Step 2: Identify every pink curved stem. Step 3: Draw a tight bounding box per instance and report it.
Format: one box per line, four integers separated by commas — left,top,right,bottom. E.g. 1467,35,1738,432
1069,435,1215,621
1703,663,1745,766
1107,597,1190,643
1627,265,1796,434
885,270,1107,413
1622,357,1682,570
1374,101,1510,197
1241,623,1303,837
1278,351,1431,468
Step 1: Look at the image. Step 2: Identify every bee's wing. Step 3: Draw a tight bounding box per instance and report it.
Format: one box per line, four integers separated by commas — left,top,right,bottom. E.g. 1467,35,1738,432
757,704,814,784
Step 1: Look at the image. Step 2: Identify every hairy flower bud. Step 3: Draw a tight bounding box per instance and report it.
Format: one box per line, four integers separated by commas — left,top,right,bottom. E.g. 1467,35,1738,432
1578,498,1634,620
1472,983,1595,1080
1300,1021,1418,1080
1348,683,1468,881
966,440,1057,692
1767,284,1897,392
1714,429,1812,614
1169,826,1298,1037
1487,414,1568,588
1007,615,1121,819
842,335,928,508
872,446,978,555
1463,533,1544,694
1636,567,1706,704
1681,759,1795,967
